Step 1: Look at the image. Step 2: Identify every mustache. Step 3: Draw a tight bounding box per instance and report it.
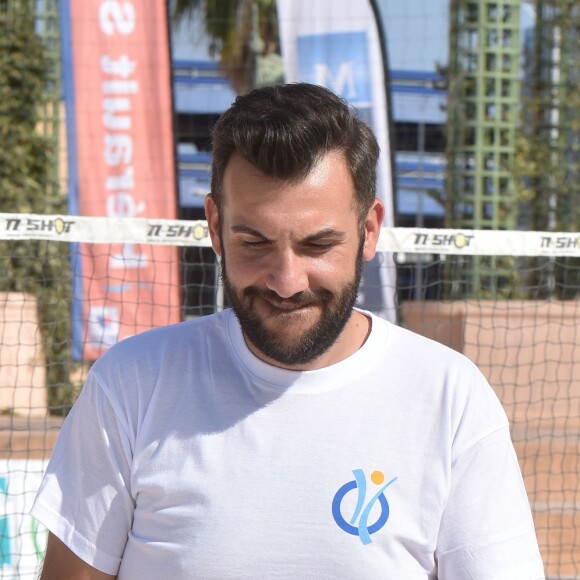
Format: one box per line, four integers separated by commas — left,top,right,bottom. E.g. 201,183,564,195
242,286,331,307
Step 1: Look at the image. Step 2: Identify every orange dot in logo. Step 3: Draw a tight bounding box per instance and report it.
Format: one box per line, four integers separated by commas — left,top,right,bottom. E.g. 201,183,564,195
371,470,384,485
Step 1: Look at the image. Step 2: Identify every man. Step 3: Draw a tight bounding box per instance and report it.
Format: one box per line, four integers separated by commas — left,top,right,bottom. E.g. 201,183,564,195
32,83,544,579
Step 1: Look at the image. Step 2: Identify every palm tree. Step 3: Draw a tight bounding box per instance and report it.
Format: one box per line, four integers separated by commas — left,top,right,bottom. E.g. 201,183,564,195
172,0,282,94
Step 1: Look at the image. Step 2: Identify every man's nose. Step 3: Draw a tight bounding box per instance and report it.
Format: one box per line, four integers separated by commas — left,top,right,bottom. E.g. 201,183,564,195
265,250,309,299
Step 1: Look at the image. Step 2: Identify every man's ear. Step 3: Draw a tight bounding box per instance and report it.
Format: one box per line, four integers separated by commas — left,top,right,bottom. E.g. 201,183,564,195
362,198,385,261
204,194,222,257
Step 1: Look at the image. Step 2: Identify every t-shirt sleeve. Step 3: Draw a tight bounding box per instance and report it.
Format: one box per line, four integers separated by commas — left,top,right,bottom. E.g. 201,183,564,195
30,370,134,576
435,368,545,579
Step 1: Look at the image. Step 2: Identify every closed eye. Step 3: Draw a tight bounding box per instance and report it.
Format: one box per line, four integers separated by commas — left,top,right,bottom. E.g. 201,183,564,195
242,239,269,248
231,225,271,248
302,229,347,252
305,242,334,251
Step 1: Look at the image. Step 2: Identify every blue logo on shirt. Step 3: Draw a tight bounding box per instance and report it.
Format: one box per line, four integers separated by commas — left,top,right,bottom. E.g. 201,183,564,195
332,469,397,545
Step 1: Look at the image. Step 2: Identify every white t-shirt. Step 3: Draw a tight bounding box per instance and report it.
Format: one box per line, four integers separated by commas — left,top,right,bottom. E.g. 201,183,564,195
31,309,544,579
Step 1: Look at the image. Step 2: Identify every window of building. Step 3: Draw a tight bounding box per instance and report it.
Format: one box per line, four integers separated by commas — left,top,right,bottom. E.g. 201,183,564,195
394,122,447,153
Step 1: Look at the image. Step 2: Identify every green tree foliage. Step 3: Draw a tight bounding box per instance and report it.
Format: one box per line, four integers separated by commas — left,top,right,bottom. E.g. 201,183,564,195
0,7,51,213
515,0,580,299
0,4,73,413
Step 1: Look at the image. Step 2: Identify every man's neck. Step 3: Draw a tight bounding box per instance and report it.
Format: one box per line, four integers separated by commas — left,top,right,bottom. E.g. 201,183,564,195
244,310,372,371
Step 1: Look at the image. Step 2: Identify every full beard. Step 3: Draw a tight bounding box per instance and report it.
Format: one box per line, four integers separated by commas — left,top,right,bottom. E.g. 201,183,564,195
221,243,365,367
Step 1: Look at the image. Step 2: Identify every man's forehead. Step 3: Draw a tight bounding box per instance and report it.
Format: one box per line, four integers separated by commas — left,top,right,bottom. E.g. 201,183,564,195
220,151,355,200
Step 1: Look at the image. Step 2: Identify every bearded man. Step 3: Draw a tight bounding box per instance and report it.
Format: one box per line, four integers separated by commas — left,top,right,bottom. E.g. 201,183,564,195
32,83,544,580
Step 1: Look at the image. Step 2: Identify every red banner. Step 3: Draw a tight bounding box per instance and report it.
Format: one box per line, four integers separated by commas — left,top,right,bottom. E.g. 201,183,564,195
67,0,181,359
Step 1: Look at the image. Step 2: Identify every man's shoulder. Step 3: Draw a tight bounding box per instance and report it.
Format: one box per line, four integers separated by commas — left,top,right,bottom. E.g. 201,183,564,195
369,312,474,366
367,312,490,398
93,310,231,370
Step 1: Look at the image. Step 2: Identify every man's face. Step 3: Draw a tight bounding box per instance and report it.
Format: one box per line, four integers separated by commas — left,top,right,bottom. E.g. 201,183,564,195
206,151,383,370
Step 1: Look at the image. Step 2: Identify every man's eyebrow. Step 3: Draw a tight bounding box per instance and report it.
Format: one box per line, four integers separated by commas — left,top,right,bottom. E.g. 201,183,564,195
231,225,269,239
302,228,348,243
230,225,347,243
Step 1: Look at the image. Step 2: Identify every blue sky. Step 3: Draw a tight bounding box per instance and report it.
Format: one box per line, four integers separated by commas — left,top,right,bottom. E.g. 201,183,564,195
377,0,449,72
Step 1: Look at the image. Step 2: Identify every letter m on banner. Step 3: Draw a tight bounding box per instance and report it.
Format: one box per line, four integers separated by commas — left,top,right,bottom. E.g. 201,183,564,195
277,0,397,321
60,0,181,359
315,61,357,99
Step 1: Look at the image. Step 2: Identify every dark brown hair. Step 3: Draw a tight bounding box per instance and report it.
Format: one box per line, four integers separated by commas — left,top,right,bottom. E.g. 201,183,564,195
210,83,379,219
